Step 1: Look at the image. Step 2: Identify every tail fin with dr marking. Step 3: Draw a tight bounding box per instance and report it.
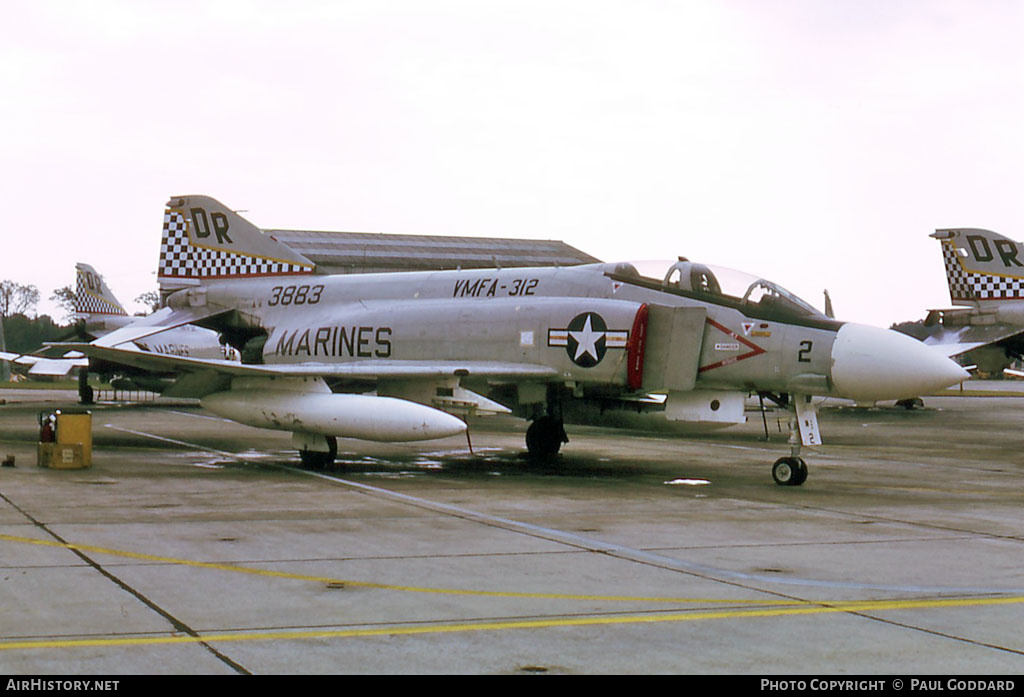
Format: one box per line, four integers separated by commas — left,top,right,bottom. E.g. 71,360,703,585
158,195,315,292
75,262,128,318
74,262,137,336
931,228,1024,306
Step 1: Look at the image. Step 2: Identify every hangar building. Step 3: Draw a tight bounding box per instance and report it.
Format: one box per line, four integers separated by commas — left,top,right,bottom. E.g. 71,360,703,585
266,229,601,274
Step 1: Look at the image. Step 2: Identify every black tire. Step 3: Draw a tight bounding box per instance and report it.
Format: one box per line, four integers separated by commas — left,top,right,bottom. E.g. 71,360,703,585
299,436,338,470
772,456,807,486
526,416,567,458
78,368,94,405
791,457,808,486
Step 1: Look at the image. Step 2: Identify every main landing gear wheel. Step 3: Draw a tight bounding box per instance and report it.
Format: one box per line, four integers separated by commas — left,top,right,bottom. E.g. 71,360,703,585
526,416,568,458
772,456,808,486
77,368,93,405
299,436,338,470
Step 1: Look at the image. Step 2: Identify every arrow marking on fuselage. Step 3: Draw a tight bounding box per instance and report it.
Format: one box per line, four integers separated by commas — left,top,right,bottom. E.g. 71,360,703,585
698,318,767,373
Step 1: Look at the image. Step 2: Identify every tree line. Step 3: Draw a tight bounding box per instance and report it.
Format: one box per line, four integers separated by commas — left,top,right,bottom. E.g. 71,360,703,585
0,280,70,356
1,277,160,357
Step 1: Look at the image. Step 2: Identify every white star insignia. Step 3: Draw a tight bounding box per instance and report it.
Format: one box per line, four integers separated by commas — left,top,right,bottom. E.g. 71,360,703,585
569,315,603,362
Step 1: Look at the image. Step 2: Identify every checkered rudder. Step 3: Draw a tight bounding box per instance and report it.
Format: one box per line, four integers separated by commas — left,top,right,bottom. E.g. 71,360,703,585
158,209,313,280
75,270,126,316
941,240,1024,302
75,292,126,316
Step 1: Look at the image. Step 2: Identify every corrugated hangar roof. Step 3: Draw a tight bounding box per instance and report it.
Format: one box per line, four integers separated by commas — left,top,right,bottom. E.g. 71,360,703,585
267,229,601,274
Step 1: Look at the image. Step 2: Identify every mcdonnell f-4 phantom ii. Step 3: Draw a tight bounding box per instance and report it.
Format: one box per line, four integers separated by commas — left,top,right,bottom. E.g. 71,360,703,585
0,262,121,380
914,228,1024,376
66,196,969,485
2,262,231,401
72,262,235,401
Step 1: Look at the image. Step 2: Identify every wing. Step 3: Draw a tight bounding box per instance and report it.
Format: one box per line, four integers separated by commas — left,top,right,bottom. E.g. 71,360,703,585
60,342,558,395
921,324,1024,358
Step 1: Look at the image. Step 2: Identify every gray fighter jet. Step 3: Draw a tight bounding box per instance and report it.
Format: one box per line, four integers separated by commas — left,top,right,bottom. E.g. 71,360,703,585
2,263,229,392
918,229,1024,375
66,196,968,486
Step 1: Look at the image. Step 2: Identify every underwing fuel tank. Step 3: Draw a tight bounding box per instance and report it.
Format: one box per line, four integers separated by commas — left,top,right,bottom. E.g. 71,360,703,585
201,390,467,442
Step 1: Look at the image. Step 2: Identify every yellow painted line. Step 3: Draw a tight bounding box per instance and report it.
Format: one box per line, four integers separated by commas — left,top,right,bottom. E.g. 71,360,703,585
3,595,1024,652
0,533,795,606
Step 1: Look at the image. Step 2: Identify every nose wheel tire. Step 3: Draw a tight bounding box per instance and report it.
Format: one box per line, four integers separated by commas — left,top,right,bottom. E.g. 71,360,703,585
772,456,808,486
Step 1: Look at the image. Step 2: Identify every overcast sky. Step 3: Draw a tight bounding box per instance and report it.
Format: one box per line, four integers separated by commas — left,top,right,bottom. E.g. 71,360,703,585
2,0,1022,326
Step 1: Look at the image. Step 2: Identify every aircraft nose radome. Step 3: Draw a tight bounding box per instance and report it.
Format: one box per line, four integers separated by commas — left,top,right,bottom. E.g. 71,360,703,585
830,323,969,402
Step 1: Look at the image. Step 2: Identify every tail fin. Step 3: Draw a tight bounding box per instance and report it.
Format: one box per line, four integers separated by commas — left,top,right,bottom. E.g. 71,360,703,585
158,195,315,292
931,228,1024,305
75,263,128,317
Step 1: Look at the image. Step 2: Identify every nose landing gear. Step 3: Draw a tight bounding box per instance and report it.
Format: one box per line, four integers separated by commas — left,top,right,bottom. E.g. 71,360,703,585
760,391,817,487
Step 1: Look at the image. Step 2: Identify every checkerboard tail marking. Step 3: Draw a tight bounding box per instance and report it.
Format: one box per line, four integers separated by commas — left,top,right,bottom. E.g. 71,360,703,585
941,240,1024,303
158,208,314,280
75,264,128,316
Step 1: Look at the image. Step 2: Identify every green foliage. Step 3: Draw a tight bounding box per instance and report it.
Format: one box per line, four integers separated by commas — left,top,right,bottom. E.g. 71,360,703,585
1,314,69,354
50,285,76,323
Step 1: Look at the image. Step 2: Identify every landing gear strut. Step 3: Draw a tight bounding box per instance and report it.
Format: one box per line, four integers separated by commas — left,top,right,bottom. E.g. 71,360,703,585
763,392,818,487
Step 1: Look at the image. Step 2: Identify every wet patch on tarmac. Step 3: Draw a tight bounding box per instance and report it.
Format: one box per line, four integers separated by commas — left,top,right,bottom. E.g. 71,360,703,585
293,448,680,482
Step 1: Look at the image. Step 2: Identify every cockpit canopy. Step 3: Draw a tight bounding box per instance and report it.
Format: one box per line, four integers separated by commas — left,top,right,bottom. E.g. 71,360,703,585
607,259,829,322
663,261,722,295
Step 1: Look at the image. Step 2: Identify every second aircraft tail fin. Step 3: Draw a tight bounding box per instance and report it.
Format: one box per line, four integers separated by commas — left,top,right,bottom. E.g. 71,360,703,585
75,263,128,317
931,228,1024,305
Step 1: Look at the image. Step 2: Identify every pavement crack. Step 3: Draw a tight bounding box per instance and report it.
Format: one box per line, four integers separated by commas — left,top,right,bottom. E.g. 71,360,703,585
0,489,251,675
846,610,1024,658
